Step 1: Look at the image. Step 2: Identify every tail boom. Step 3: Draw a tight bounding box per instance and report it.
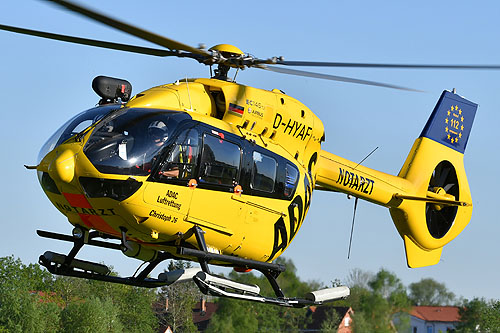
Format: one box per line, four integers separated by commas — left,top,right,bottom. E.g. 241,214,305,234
315,151,415,207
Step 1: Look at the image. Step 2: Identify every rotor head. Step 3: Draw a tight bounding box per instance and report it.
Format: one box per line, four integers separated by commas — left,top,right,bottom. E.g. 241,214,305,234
209,44,244,56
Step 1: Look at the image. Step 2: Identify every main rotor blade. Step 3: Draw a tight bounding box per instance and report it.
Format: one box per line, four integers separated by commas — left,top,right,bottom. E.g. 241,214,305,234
45,0,209,56
276,60,500,70
0,24,176,57
259,65,423,92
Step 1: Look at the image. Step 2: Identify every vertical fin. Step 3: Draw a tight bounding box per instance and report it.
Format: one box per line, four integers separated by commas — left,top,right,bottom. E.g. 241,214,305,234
420,90,477,153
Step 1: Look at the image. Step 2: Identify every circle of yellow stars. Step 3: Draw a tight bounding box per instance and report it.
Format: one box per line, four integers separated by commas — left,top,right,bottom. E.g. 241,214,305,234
445,105,465,144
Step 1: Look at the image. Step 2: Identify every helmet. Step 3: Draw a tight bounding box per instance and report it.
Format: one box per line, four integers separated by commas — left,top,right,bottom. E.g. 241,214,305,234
148,120,168,142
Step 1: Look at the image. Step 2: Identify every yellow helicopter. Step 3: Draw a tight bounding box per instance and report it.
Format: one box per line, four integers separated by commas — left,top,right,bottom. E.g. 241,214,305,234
2,0,497,307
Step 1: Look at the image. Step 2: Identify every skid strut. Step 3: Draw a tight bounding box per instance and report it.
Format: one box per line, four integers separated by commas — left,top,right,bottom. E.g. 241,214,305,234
182,226,349,307
37,228,178,288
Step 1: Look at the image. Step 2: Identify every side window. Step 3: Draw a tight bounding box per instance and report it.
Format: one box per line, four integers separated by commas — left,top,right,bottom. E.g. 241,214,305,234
251,152,277,193
199,133,241,186
284,163,299,198
160,128,200,180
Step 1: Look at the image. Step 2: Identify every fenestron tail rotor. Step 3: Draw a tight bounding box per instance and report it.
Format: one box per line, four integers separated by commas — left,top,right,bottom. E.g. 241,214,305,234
426,161,459,239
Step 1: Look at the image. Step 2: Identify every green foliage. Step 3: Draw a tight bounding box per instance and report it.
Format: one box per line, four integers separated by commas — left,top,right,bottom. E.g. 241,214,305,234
157,282,199,333
0,256,60,332
61,296,123,332
1,255,498,333
457,298,500,332
116,285,158,332
275,257,321,297
39,302,63,332
51,276,158,332
168,259,192,271
408,278,455,306
206,297,312,333
319,306,341,332
206,257,318,332
156,260,200,333
206,299,260,332
349,268,411,333
0,256,157,333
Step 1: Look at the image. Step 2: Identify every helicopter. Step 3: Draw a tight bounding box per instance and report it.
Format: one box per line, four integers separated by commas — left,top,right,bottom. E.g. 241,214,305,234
1,0,497,307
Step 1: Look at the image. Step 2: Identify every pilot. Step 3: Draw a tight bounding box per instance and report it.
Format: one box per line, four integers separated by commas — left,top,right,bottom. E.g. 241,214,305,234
159,128,199,179
148,120,169,147
146,120,181,178
136,120,169,174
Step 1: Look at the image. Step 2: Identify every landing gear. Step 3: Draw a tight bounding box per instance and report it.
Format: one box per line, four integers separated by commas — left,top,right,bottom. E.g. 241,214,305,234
37,229,176,288
37,226,350,307
186,226,349,307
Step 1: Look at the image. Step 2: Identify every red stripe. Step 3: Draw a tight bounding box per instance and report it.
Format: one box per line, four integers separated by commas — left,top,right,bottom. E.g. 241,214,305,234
229,108,244,115
62,192,118,236
228,104,244,114
79,214,118,236
62,193,92,208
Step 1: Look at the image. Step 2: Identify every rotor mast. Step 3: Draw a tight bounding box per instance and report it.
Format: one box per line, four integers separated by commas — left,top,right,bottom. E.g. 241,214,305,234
208,44,245,81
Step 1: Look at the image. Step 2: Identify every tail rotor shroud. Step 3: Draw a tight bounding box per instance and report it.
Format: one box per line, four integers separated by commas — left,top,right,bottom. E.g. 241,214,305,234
426,161,459,239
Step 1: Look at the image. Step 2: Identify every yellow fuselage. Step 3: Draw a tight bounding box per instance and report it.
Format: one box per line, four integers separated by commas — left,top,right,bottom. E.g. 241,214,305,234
37,78,324,263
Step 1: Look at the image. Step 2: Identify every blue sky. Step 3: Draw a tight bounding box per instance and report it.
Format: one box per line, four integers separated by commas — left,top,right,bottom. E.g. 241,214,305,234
1,0,499,300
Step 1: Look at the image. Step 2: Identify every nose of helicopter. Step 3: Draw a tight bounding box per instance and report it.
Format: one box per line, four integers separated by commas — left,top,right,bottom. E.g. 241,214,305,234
48,148,76,184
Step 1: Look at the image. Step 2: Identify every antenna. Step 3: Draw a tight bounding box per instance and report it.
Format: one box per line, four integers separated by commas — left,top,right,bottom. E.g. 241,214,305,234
354,146,378,170
233,68,240,82
347,197,358,259
347,146,379,259
184,77,193,112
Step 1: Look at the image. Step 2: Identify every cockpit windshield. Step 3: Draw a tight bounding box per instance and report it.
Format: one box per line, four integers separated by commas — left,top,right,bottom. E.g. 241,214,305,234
38,104,120,163
84,108,190,176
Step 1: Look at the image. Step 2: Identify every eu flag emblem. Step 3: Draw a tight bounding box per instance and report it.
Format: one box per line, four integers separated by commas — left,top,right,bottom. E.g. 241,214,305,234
420,91,477,154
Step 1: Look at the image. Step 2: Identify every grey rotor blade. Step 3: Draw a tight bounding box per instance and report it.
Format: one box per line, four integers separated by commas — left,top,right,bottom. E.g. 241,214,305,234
259,65,423,92
0,24,176,57
276,60,500,70
46,0,210,56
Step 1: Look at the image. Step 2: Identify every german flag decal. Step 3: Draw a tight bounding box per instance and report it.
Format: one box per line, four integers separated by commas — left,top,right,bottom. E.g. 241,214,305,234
228,103,244,117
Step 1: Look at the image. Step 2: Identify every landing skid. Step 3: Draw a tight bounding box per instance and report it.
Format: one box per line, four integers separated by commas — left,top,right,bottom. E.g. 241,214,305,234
37,226,350,307
37,229,176,288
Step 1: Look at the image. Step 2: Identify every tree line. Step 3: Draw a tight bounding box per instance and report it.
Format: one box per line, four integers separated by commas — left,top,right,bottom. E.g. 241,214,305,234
0,255,498,332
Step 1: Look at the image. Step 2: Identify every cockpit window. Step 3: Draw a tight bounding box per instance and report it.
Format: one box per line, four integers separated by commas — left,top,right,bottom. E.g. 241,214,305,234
199,133,241,186
284,163,299,198
38,104,119,163
84,109,189,176
251,152,277,193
